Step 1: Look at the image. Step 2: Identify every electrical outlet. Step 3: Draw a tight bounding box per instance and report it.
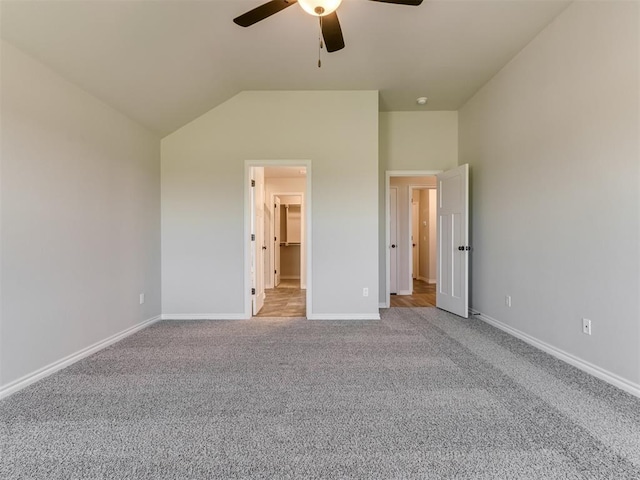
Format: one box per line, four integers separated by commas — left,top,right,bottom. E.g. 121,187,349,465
139,293,145,305
363,288,369,297
582,318,592,335
505,295,511,307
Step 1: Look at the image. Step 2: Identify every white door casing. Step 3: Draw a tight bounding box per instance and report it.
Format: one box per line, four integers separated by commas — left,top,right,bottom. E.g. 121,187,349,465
264,200,272,289
436,164,469,318
274,196,281,287
390,187,399,295
251,167,265,315
411,196,420,283
245,160,311,319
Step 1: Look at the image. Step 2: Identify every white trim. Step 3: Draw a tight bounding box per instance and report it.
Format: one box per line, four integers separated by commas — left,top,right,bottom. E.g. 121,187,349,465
470,309,640,399
397,290,413,295
386,170,443,177
0,315,162,400
378,302,387,308
245,160,312,319
280,275,301,280
428,279,436,284
307,313,381,320
162,313,248,320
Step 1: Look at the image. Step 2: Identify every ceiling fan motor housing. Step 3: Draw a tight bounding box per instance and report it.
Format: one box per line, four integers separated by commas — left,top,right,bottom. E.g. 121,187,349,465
298,0,343,17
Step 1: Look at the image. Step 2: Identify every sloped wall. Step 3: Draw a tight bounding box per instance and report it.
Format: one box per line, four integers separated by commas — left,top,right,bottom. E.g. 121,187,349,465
459,1,640,388
0,41,161,388
161,91,379,318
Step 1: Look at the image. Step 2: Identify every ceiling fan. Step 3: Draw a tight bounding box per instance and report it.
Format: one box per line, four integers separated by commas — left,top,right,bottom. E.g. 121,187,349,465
233,0,423,54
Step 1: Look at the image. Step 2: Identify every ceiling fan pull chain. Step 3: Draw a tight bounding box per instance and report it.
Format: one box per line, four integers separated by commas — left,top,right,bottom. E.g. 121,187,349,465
318,17,323,68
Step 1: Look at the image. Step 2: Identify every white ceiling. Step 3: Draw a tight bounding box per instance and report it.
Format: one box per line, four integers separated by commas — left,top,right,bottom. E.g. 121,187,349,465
0,0,570,136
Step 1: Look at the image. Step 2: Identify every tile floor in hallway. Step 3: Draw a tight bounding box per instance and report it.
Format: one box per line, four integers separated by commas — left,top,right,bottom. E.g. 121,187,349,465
255,279,306,317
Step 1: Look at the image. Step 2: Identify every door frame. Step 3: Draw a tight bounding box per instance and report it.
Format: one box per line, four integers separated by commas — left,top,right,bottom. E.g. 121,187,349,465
385,170,441,308
389,186,399,296
245,160,312,319
270,192,306,290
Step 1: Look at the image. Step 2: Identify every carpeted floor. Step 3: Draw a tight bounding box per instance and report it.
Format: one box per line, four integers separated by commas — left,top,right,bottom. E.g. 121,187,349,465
2,308,640,479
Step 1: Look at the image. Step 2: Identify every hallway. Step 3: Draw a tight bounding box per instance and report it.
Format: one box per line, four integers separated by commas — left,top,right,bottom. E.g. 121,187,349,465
255,279,306,317
390,279,436,307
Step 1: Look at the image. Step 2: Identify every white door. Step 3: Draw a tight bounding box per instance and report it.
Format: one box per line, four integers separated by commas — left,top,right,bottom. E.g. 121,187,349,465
412,198,420,283
274,196,281,287
436,164,469,318
264,200,272,289
390,187,399,295
251,167,265,315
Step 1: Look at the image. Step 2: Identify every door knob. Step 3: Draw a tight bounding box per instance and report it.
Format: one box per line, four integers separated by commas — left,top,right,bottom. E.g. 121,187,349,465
262,246,267,250
391,244,396,248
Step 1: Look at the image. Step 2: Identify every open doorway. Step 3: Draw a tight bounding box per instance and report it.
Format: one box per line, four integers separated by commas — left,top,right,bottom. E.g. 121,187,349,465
390,185,438,307
385,166,470,317
246,162,309,318
386,172,439,308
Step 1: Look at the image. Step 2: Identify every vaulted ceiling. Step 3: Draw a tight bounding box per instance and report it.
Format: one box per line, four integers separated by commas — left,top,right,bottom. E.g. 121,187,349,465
1,0,570,136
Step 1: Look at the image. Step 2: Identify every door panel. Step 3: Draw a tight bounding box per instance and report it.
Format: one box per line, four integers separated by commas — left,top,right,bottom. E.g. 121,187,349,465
436,164,469,318
274,197,281,287
264,201,272,289
412,198,419,282
252,167,265,315
390,187,398,295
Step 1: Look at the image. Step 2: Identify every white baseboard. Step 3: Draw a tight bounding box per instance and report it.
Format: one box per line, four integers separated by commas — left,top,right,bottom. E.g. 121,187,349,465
161,313,248,320
470,309,640,399
379,302,388,309
417,276,436,284
397,290,412,296
307,313,381,320
0,315,162,400
280,276,301,280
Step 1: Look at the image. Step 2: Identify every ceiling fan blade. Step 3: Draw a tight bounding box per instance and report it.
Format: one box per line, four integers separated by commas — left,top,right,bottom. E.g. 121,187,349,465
233,0,298,27
321,12,345,53
368,0,423,5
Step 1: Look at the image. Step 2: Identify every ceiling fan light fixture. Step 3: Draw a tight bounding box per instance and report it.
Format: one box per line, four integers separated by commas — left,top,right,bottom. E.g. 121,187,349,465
298,0,343,17
416,96,428,105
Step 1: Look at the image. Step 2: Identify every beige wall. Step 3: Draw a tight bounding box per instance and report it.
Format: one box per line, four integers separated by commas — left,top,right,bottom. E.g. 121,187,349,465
162,91,379,319
378,112,458,304
1,41,161,389
380,111,458,172
459,1,640,388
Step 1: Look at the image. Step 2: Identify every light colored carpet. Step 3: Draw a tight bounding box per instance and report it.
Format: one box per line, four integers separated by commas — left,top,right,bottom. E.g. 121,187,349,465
2,308,639,479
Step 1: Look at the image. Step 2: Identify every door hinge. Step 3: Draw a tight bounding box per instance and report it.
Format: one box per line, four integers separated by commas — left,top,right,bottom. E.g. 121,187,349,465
251,179,255,187
251,288,256,295
251,233,255,241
